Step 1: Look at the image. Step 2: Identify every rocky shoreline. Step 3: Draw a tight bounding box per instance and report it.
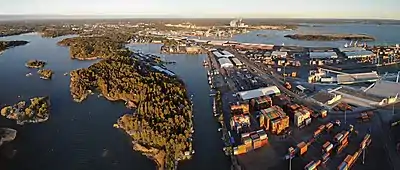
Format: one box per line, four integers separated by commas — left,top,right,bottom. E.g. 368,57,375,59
284,33,375,41
0,128,17,147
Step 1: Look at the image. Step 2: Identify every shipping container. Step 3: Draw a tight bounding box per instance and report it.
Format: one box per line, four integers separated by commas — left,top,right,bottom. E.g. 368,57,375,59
323,141,330,148
326,123,334,131
233,147,239,155
246,144,253,152
338,162,348,170
261,138,268,145
314,129,322,137
334,133,344,142
322,152,330,160
257,130,268,140
325,144,333,153
318,125,326,131
294,111,304,127
242,136,252,144
297,142,308,155
321,110,328,118
253,139,263,149
238,145,247,155
251,133,260,140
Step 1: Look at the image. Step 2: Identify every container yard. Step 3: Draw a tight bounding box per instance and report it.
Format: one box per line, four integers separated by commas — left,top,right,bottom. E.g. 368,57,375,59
205,45,395,170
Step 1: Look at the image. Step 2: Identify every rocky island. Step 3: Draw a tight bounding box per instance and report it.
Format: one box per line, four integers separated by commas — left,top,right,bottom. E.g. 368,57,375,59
37,69,54,80
0,40,29,53
1,96,51,125
25,60,46,68
284,33,375,41
0,128,17,147
69,53,193,169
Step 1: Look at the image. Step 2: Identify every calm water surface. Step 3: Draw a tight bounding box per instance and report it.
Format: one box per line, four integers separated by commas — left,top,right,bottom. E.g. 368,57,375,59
1,23,400,170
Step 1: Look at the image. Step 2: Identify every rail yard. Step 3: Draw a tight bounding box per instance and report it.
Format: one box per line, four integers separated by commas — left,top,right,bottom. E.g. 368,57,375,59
205,44,400,170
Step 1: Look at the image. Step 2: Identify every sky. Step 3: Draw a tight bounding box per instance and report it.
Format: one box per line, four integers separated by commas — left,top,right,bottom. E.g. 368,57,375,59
0,0,399,19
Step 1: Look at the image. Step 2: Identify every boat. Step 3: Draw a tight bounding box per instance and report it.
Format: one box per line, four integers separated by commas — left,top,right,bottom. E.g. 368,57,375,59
25,73,32,77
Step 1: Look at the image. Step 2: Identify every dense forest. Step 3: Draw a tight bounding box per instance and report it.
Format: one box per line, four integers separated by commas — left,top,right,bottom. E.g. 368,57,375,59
25,59,46,68
58,36,132,60
70,55,193,169
0,40,29,52
40,28,79,38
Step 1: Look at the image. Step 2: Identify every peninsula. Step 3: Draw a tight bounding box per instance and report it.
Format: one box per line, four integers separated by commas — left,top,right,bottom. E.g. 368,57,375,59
1,96,51,125
37,69,54,80
0,40,29,53
284,33,375,41
25,60,46,68
58,36,131,60
69,54,193,169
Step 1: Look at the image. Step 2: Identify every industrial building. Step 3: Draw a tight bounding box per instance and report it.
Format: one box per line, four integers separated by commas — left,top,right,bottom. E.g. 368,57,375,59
230,57,243,67
237,86,281,101
271,51,288,58
336,72,379,85
218,58,234,68
338,47,374,59
212,50,235,58
309,51,338,59
366,80,400,98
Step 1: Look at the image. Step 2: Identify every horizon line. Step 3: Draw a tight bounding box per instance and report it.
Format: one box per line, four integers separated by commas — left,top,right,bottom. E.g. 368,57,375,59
0,14,399,21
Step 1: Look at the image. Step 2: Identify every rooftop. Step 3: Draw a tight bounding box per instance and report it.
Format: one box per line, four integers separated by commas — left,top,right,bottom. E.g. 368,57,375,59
366,80,400,98
238,86,280,101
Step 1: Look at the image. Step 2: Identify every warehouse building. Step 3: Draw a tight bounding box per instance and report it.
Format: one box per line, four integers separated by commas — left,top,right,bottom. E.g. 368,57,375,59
337,72,379,85
237,86,281,101
366,80,400,98
339,47,374,59
218,58,234,68
230,57,243,67
212,50,235,58
309,51,338,59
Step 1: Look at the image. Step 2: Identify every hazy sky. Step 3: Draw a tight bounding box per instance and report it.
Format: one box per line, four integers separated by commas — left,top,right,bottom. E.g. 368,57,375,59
0,0,399,19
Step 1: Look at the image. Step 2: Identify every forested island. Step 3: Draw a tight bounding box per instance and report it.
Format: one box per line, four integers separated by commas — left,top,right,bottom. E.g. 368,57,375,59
58,36,132,60
0,40,29,53
0,128,17,147
69,54,193,169
284,34,375,41
0,97,51,125
25,60,46,68
38,69,54,79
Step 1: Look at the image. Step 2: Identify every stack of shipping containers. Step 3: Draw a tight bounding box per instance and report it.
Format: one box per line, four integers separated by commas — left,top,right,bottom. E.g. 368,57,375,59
233,129,269,155
259,106,290,134
253,96,272,111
